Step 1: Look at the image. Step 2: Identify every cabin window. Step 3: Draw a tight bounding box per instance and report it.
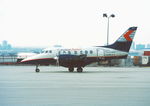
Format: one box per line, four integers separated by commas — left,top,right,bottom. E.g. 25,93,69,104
85,50,88,54
68,51,71,54
74,51,77,55
90,50,93,54
80,51,83,54
63,51,66,54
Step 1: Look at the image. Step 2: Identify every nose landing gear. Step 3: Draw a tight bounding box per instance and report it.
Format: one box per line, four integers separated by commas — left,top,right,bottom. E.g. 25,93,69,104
35,65,40,72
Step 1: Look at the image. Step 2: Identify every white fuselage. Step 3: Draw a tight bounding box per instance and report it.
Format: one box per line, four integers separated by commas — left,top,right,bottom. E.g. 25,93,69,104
21,46,128,63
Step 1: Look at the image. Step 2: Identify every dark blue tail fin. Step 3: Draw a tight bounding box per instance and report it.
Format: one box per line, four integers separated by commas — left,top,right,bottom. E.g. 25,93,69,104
104,27,137,52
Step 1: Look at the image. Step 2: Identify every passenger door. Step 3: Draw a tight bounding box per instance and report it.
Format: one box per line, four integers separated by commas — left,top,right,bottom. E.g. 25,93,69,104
97,49,104,56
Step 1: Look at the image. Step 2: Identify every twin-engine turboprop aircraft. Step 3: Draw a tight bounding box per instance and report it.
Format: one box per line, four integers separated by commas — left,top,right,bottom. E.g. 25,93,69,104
21,27,137,72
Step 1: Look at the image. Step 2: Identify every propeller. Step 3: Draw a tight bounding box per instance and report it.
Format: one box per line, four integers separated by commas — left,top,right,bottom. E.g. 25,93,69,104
54,55,59,66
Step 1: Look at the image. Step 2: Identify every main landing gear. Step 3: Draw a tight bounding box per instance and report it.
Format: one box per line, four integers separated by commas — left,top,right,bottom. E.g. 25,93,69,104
35,65,40,72
77,67,83,73
68,67,83,72
69,67,74,72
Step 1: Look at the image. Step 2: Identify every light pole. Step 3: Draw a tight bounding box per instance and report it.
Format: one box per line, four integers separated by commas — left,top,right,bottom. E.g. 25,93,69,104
103,13,115,45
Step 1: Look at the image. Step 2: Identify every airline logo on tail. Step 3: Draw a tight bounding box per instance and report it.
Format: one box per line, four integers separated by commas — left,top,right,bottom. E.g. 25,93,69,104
117,27,137,42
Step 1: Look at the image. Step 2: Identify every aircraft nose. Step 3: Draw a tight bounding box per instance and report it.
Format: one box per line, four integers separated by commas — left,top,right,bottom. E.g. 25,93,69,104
20,58,35,64
20,54,41,64
20,54,55,65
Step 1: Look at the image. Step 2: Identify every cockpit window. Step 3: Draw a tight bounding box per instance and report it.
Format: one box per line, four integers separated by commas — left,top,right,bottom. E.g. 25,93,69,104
45,51,48,53
49,50,52,53
41,51,44,53
41,50,52,54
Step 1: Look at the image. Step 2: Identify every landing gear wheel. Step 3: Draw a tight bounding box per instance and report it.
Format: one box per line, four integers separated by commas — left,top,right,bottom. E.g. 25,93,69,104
68,67,74,72
35,65,40,73
35,68,40,72
77,67,83,73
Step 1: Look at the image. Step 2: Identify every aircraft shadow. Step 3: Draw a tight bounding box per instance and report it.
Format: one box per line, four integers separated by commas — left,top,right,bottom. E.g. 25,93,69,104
36,70,130,74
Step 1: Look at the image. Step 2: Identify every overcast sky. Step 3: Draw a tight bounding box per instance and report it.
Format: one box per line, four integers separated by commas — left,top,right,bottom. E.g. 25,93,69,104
1,0,150,47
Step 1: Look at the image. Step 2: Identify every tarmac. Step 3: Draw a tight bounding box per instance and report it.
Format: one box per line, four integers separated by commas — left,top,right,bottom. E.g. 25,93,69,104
0,66,150,106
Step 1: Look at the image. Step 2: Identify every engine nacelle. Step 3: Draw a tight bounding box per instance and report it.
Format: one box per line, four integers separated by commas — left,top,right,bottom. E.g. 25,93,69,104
58,54,87,67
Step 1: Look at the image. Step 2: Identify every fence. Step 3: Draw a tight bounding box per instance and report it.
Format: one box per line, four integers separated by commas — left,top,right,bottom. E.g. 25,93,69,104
0,56,17,64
